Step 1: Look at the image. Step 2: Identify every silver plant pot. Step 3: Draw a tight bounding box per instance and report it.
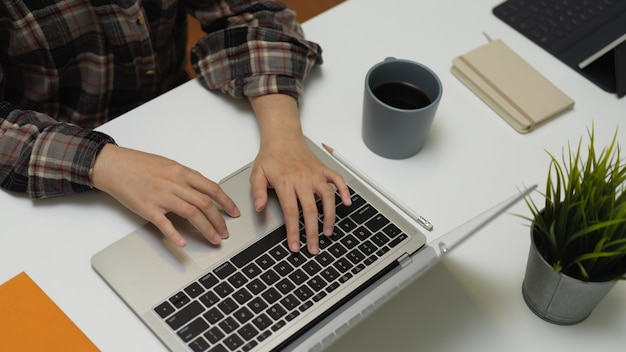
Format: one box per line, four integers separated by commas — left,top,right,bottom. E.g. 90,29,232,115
521,234,617,325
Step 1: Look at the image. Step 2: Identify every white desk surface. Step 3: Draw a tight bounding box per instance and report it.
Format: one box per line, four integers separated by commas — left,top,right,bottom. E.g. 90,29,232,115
2,0,625,350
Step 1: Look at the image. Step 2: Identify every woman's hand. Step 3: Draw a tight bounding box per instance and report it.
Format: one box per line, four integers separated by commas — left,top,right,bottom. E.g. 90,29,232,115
91,144,240,247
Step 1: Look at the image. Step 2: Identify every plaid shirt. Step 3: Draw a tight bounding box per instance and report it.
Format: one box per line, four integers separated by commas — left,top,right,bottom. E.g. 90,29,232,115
0,0,322,198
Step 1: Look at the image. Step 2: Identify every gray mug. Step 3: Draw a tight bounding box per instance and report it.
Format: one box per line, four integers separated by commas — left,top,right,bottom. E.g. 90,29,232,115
362,58,443,159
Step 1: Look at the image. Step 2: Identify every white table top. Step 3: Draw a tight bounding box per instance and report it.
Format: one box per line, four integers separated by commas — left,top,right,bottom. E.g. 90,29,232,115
2,0,625,350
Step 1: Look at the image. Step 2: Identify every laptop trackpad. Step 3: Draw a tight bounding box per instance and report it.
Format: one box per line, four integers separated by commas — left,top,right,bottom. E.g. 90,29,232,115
181,164,284,269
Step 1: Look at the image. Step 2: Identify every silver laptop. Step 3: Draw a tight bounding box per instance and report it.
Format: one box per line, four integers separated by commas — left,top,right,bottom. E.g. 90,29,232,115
92,137,532,352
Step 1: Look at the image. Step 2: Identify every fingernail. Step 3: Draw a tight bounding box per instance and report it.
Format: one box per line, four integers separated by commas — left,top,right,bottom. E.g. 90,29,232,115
289,241,300,252
308,244,319,255
255,199,263,212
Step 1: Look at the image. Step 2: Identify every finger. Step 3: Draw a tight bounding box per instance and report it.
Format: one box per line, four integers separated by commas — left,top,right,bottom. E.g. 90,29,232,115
274,188,302,253
326,170,352,206
186,171,240,218
249,168,270,212
165,193,223,245
298,190,321,255
149,210,187,248
318,184,338,238
175,186,230,239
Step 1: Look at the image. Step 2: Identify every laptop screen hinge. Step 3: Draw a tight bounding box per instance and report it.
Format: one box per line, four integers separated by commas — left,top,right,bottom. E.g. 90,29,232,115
397,253,413,268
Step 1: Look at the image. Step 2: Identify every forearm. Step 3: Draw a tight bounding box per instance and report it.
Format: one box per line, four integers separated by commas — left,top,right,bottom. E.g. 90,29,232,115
188,0,322,100
0,105,114,198
248,94,304,149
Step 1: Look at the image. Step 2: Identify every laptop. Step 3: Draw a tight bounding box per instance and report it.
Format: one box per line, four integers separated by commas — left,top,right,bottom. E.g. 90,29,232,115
493,0,626,98
92,136,533,352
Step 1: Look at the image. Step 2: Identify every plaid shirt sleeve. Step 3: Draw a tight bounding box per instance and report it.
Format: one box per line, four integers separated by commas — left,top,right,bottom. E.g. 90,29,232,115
187,0,323,101
0,102,115,199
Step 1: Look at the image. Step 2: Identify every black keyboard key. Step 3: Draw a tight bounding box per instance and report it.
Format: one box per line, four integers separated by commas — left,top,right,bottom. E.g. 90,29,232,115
154,301,175,318
286,252,306,267
372,232,390,246
294,286,314,301
214,262,236,280
262,287,281,304
383,223,403,238
315,251,334,267
199,291,220,308
255,253,275,270
302,260,321,276
204,326,225,344
353,226,372,241
252,313,273,330
267,304,287,320
288,269,308,286
223,333,244,350
184,282,205,298
228,272,248,288
218,297,238,315
337,217,358,233
365,214,390,232
321,267,339,282
299,300,314,312
334,258,353,273
242,262,262,279
208,344,228,352
359,240,377,256
242,341,258,351
248,297,268,314
238,323,259,341
270,244,290,261
214,282,234,298
166,301,205,330
340,234,359,249
389,233,408,248
199,273,219,289
346,248,366,264
276,278,296,294
336,193,366,218
246,279,267,295
204,307,224,324
169,291,191,308
351,204,378,224
189,337,210,352
219,317,240,334
233,306,255,324
258,330,272,342
280,294,300,310
231,226,286,267
233,287,253,304
285,311,300,322
307,275,327,291
274,261,294,276
271,320,286,332
260,269,280,286
178,317,209,342
328,242,347,258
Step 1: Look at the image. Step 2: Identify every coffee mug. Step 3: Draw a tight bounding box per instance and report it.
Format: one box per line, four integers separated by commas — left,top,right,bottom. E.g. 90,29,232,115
362,57,443,159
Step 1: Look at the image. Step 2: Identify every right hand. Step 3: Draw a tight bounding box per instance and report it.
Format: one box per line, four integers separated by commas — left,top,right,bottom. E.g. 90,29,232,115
91,144,240,247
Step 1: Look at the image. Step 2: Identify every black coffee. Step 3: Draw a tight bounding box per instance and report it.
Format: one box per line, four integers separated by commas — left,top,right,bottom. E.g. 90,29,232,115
372,81,432,109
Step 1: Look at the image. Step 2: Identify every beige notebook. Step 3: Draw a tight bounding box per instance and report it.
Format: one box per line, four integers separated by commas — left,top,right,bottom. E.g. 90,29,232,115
452,39,575,133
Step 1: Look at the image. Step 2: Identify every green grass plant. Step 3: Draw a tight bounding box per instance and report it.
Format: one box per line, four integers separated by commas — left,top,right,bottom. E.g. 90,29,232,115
521,127,626,282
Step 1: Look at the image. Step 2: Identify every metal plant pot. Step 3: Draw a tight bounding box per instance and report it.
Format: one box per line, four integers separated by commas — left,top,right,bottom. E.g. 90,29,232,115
521,232,617,325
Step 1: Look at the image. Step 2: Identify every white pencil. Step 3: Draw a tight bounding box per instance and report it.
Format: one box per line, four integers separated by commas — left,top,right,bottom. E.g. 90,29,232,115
322,143,433,231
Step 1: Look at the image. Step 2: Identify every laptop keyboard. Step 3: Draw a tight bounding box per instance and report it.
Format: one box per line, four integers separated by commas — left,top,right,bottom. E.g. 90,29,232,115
493,0,626,52
153,186,410,352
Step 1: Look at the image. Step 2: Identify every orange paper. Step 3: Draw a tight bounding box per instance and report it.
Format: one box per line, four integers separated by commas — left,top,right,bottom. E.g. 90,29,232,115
0,272,99,351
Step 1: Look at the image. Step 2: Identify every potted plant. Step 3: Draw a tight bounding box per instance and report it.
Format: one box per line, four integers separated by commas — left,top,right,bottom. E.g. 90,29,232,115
519,127,626,325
